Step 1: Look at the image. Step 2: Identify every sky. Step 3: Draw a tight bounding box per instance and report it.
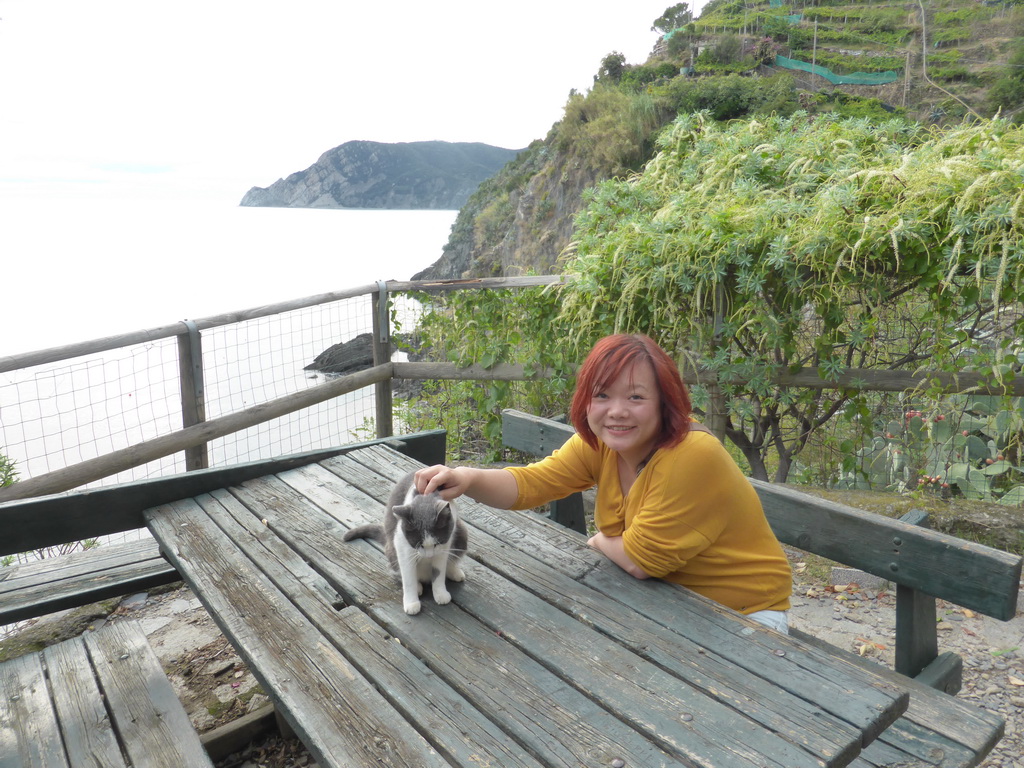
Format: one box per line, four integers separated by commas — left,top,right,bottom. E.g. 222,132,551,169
0,0,709,203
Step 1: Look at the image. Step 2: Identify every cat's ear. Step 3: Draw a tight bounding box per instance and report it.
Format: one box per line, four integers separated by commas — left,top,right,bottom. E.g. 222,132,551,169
435,505,452,524
392,504,413,521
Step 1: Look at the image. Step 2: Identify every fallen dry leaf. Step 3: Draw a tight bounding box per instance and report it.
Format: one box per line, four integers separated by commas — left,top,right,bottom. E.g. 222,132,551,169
1009,676,1024,686
963,608,976,619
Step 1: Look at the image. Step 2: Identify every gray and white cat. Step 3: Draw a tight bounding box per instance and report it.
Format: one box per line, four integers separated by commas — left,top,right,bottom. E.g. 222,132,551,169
343,470,468,615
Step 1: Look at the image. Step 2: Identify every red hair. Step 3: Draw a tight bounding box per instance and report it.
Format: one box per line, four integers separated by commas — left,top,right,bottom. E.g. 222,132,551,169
569,334,692,451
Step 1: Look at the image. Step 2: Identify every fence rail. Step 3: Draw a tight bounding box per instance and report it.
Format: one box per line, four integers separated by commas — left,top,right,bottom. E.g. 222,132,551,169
1,274,1021,505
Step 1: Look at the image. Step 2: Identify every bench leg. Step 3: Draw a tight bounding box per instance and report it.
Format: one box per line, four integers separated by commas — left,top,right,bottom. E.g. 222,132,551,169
550,493,586,534
895,584,938,678
914,650,963,695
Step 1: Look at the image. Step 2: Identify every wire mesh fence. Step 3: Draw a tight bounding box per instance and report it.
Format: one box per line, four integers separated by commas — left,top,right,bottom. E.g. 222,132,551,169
0,293,387,493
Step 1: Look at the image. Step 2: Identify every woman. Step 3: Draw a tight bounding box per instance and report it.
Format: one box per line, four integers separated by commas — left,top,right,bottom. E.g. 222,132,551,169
415,334,792,632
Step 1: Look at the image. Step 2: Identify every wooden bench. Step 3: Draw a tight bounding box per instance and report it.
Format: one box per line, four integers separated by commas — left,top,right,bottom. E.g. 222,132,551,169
502,408,1020,768
0,431,447,628
1,538,179,626
0,620,213,766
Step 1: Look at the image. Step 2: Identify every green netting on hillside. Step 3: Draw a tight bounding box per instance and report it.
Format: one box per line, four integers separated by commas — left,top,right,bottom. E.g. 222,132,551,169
775,54,899,84
767,1,802,23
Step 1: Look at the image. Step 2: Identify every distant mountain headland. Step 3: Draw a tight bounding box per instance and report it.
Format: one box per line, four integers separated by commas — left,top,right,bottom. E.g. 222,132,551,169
240,140,521,210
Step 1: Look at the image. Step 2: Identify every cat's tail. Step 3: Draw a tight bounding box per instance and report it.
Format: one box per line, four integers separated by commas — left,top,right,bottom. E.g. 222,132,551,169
342,524,385,543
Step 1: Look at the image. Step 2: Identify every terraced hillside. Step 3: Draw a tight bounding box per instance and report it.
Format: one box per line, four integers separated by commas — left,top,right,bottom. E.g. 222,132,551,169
690,0,1024,122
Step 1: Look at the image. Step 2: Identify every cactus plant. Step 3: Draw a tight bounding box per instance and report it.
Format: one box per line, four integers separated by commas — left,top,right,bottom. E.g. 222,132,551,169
836,396,1024,505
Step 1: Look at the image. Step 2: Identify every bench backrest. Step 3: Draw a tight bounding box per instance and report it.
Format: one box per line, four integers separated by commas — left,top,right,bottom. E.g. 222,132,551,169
502,409,1022,620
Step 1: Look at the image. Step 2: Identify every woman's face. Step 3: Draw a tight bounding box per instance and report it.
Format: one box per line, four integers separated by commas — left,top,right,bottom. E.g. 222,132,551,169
586,360,662,467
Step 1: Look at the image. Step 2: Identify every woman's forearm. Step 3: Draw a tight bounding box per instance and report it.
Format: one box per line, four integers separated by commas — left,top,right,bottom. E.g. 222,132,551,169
587,532,651,580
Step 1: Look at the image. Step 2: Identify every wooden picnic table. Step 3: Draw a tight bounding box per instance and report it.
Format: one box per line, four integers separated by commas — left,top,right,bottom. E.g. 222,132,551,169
144,443,911,768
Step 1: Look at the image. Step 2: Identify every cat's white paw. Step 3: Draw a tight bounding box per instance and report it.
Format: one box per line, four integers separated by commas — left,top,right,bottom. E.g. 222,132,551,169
434,588,452,605
447,566,466,583
404,600,422,615
416,581,424,596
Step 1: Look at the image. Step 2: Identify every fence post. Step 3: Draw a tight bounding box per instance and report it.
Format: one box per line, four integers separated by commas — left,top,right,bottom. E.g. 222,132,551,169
177,320,209,470
372,281,394,439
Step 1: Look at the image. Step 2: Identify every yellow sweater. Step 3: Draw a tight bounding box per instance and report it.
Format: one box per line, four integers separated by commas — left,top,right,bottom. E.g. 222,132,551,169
506,431,792,614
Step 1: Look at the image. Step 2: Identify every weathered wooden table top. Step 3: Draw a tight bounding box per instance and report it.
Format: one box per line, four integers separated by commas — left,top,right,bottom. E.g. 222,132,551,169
144,444,910,768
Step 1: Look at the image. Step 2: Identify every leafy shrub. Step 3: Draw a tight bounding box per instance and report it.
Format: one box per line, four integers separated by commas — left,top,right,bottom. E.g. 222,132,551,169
555,84,665,174
988,38,1024,117
620,62,683,91
406,283,571,460
811,92,903,121
0,451,16,488
654,73,798,121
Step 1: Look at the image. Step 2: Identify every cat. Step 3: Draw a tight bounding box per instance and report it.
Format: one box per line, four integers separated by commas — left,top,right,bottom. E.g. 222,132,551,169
342,469,468,615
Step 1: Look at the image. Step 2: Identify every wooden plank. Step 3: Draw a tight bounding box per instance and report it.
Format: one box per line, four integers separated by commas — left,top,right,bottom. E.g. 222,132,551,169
0,652,69,768
284,460,883,768
847,717,978,768
914,651,964,696
335,608,550,768
144,496,452,768
385,276,565,293
752,479,1022,619
0,539,179,624
247,470,690,768
84,622,213,768
502,409,574,455
0,429,444,555
43,637,128,768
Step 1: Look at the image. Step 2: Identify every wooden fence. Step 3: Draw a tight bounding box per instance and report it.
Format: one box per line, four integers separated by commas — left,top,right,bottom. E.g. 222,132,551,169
1,274,1021,504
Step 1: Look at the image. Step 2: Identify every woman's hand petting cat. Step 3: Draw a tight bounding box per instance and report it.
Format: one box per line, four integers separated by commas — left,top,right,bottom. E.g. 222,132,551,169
414,465,470,500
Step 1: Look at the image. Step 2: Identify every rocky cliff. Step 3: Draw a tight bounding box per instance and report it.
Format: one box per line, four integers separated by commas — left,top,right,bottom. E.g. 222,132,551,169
240,140,521,210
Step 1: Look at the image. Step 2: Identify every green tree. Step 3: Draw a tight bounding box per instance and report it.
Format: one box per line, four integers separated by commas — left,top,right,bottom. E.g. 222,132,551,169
598,51,627,83
556,113,1024,481
652,3,692,36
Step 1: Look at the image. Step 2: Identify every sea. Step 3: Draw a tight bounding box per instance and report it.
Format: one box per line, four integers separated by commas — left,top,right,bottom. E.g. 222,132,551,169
2,196,457,357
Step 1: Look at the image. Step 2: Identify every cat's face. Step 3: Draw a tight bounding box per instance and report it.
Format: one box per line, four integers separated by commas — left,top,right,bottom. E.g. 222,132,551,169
393,497,454,556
